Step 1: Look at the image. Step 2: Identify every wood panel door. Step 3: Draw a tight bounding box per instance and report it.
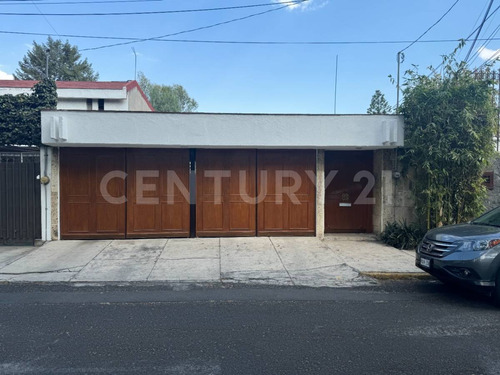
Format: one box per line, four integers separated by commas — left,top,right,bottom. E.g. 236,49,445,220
60,148,126,239
257,150,316,236
126,149,190,238
325,151,373,233
196,149,256,236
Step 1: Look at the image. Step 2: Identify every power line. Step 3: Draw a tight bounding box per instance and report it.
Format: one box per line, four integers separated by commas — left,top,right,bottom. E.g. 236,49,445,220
0,0,303,15
1,29,499,45
477,47,500,70
30,0,60,36
464,0,494,62
80,1,308,51
0,0,161,5
468,23,500,66
427,3,500,76
400,0,460,53
396,0,460,109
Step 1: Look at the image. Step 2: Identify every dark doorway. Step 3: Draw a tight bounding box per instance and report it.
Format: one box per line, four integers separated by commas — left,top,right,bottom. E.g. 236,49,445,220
325,151,373,233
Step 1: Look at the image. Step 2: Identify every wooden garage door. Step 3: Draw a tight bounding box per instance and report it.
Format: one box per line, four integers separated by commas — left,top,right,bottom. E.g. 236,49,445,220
126,149,190,238
257,150,316,236
60,148,126,239
196,149,256,236
325,151,373,233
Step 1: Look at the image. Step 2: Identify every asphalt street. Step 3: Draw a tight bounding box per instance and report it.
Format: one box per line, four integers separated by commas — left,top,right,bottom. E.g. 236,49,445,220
0,280,499,375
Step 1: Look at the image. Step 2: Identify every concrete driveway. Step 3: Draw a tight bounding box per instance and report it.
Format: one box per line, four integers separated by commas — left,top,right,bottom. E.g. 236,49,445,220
0,236,423,287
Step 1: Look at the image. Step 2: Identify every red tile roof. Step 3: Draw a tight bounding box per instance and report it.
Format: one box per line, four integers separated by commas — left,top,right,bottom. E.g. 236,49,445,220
0,80,132,90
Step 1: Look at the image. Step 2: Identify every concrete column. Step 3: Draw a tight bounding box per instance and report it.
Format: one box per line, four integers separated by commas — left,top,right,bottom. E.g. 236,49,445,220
316,149,325,240
51,147,60,240
40,146,52,241
373,150,384,234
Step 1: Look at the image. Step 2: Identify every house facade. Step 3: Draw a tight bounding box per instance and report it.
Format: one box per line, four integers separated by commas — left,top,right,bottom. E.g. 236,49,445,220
0,80,154,112
39,111,414,241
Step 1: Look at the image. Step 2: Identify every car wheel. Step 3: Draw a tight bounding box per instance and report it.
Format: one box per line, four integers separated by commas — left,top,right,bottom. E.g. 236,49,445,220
492,270,500,307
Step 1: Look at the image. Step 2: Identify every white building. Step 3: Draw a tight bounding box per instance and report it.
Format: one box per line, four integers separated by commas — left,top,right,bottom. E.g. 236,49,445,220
39,111,413,241
0,80,153,112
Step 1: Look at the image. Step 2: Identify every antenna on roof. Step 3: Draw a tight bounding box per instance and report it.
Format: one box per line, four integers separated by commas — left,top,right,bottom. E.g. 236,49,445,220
334,54,339,114
45,48,50,79
132,47,137,81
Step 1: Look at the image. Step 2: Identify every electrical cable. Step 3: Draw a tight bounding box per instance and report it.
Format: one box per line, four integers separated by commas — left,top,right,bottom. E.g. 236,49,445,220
468,23,500,66
0,29,499,45
30,0,60,36
80,1,308,51
0,0,161,5
476,47,500,69
400,0,460,53
0,0,304,15
464,0,495,62
427,3,500,76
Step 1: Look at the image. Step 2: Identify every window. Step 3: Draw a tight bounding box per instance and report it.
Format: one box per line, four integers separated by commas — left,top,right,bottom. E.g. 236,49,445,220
98,99,105,111
483,172,494,190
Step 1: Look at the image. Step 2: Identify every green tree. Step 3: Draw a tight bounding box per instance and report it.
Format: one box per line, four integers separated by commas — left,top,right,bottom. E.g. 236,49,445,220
400,50,497,229
15,37,98,81
0,79,57,146
367,90,392,114
138,72,198,112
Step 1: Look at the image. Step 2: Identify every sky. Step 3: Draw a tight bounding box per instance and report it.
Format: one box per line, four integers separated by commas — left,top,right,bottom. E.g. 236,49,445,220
0,0,499,114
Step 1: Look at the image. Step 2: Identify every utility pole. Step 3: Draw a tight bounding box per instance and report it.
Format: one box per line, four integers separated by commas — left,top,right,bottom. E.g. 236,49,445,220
45,48,50,79
497,68,500,152
334,54,338,114
132,47,137,81
396,51,401,112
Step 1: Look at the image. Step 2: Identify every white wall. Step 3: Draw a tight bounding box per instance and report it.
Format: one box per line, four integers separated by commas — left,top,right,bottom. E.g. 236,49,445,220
0,87,129,111
41,112,404,149
127,87,153,111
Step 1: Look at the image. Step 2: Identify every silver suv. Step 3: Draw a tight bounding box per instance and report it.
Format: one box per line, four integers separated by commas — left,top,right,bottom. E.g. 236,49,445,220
416,207,500,304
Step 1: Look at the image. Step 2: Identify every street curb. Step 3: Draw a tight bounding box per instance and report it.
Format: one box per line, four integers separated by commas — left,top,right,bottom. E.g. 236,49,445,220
360,272,433,280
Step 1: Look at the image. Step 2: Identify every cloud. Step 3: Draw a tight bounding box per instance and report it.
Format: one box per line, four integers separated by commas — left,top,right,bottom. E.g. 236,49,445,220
0,70,14,80
274,0,320,11
478,46,500,61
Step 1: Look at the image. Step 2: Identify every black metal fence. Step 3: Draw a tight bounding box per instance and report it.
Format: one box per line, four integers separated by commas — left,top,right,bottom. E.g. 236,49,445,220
0,150,41,245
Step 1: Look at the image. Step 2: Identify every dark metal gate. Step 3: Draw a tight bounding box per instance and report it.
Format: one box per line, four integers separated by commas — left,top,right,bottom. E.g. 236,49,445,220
0,150,41,245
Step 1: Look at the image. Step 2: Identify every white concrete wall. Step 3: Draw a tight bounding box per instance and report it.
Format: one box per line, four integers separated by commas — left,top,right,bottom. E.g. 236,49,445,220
57,88,127,100
0,87,31,96
127,87,153,111
0,87,129,111
373,149,417,233
57,99,89,111
101,99,129,111
41,112,404,149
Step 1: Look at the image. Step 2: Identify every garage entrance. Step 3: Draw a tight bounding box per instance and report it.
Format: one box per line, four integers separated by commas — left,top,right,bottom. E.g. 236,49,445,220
324,151,373,233
126,149,190,238
196,149,257,236
60,148,126,239
257,150,316,236
60,148,190,239
60,148,317,239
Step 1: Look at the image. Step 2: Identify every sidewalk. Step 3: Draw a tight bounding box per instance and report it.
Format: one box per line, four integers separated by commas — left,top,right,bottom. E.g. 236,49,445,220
0,236,425,287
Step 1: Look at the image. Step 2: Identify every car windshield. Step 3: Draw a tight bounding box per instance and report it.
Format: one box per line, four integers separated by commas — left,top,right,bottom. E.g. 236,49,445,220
471,207,500,227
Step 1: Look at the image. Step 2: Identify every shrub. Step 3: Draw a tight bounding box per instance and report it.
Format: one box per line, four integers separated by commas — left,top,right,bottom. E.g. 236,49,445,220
380,220,425,250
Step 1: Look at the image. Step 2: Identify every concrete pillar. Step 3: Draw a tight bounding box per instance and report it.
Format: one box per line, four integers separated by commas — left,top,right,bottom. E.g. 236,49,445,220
51,147,60,240
316,149,325,239
40,146,52,241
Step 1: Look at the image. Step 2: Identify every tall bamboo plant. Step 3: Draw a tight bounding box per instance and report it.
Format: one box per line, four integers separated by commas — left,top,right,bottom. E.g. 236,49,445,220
400,49,498,229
